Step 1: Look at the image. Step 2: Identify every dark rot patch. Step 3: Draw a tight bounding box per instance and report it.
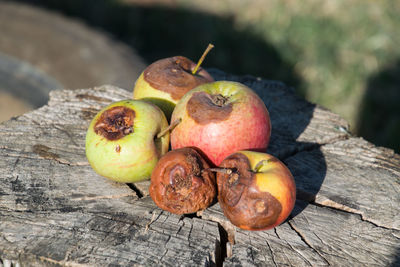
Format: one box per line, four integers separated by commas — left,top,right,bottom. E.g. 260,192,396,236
187,92,233,124
94,106,135,141
143,56,214,100
217,153,283,231
149,147,216,214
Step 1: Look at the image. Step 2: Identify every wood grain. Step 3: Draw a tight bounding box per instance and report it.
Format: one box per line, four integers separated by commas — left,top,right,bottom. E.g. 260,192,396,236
1,70,399,266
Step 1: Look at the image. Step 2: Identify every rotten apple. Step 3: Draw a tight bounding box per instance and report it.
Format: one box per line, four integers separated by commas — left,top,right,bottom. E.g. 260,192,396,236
85,100,169,183
149,147,216,214
170,80,271,166
133,46,214,120
216,150,296,231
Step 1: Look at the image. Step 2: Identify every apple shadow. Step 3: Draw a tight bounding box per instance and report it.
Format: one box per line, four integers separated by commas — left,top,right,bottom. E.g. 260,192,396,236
270,124,327,219
14,0,327,217
391,247,400,267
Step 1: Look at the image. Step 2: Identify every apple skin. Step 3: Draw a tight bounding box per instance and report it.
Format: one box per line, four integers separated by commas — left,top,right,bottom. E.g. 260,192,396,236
170,80,271,166
85,99,169,183
217,150,296,231
133,56,214,120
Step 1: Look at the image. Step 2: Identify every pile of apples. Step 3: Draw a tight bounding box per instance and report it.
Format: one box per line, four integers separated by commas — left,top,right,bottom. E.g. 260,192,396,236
85,45,296,231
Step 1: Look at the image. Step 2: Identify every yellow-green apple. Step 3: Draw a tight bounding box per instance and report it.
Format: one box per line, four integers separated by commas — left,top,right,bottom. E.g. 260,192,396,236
133,56,214,120
170,81,271,166
216,150,296,231
85,99,169,183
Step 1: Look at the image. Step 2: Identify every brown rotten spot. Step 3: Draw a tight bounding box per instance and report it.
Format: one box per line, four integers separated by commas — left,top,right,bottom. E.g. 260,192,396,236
149,147,216,214
94,106,134,141
143,56,214,100
187,92,233,124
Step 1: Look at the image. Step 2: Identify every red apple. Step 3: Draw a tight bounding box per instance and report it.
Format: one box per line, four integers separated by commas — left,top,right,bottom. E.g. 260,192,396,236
170,81,271,166
217,150,296,231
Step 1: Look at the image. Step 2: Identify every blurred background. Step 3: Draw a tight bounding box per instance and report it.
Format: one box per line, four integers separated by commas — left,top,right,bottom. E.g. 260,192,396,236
0,0,399,153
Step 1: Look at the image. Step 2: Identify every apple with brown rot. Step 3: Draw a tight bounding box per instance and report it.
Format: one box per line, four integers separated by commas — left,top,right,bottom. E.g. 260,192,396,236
216,150,296,231
85,99,170,183
149,147,216,214
170,80,271,166
133,44,215,120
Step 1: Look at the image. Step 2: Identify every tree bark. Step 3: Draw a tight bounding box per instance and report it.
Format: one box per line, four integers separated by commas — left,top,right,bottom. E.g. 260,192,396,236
1,69,399,266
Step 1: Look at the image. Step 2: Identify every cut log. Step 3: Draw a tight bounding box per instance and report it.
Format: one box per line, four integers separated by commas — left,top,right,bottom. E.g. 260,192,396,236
1,70,399,266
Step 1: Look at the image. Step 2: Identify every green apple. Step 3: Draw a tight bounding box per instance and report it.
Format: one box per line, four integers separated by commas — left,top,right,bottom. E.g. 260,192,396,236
133,55,214,120
85,99,169,183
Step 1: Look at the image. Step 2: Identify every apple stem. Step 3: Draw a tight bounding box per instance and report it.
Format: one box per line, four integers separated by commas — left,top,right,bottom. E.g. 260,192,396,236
157,118,181,139
253,159,272,173
203,168,233,175
192,43,214,75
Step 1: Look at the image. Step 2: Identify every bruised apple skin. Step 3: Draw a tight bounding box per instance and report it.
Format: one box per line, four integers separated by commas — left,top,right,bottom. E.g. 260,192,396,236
171,81,271,166
85,100,169,183
149,147,216,214
133,56,214,120
217,151,296,231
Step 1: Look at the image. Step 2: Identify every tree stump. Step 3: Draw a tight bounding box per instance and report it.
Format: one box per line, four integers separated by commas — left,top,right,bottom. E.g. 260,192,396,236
1,69,399,266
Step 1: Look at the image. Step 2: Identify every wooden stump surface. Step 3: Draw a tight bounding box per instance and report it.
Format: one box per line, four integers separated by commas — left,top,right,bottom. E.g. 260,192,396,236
1,69,399,266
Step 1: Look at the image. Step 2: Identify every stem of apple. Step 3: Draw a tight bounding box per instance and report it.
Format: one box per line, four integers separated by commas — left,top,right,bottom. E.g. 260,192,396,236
157,118,181,139
203,168,233,174
253,159,272,173
192,43,214,75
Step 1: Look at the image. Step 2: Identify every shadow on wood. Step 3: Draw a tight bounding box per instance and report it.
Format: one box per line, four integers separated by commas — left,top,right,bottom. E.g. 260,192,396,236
392,247,400,267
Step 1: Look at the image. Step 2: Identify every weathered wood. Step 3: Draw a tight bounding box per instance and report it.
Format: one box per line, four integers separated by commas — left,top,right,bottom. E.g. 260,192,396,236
1,70,399,266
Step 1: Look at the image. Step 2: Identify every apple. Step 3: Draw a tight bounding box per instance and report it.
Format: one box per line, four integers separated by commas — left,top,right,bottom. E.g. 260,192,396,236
149,147,216,214
216,150,296,231
133,44,215,120
170,80,271,166
133,56,214,120
85,99,169,183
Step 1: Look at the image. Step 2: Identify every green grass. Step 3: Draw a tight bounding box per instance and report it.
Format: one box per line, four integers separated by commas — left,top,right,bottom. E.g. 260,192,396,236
177,0,400,152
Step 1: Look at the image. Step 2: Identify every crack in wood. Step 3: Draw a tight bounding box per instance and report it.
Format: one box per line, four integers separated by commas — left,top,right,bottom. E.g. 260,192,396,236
3,151,88,166
70,193,136,201
126,183,144,199
265,239,278,267
216,224,228,267
296,186,399,232
196,209,236,265
274,228,314,266
287,221,330,265
144,210,159,233
38,255,89,267
311,198,398,231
